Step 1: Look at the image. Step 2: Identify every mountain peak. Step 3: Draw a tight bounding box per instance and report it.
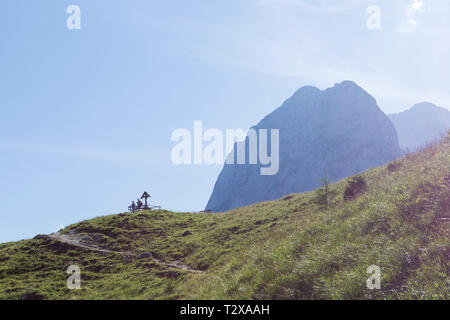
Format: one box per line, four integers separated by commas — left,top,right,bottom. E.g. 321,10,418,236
328,81,370,97
389,102,450,151
207,81,400,212
410,101,443,112
334,80,359,88
292,85,321,98
292,81,362,97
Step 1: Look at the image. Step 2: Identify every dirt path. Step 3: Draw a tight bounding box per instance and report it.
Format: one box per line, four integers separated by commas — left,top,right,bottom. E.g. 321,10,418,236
47,232,203,274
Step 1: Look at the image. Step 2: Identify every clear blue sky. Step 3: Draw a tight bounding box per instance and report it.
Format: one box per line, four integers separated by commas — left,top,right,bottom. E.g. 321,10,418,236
1,0,449,243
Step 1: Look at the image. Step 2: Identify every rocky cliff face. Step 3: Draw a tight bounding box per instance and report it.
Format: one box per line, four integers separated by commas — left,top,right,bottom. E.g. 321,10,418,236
389,102,450,152
206,81,401,212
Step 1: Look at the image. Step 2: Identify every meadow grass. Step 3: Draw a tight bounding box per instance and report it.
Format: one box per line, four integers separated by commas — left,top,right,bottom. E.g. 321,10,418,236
0,133,448,300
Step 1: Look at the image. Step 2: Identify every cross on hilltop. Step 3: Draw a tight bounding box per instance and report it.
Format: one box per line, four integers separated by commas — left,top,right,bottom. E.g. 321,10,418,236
128,191,161,212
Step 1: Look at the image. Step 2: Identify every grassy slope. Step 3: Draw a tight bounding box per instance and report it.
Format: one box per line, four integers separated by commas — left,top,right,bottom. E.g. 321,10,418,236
0,134,449,300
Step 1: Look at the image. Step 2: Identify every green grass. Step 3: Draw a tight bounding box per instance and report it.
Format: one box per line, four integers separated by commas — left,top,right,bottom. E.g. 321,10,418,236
0,133,449,300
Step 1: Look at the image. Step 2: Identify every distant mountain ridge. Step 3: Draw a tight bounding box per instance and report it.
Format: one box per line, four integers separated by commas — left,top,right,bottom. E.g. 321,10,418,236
206,81,401,212
389,102,450,152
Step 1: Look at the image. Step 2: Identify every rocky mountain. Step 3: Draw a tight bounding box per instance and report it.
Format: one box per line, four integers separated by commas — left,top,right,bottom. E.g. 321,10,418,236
388,102,450,152
206,81,401,212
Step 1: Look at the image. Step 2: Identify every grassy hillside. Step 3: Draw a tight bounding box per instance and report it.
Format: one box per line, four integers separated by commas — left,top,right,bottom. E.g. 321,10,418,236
0,133,449,300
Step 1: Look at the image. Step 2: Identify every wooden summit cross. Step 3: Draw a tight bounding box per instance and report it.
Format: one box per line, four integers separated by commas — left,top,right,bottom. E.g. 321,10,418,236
141,191,151,208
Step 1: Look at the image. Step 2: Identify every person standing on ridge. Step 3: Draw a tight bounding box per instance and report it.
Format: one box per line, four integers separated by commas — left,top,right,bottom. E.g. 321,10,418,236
136,199,143,210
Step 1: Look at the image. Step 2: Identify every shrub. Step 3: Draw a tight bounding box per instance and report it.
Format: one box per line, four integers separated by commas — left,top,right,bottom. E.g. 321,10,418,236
387,161,401,173
344,175,367,201
315,187,338,209
314,170,333,209
315,188,328,207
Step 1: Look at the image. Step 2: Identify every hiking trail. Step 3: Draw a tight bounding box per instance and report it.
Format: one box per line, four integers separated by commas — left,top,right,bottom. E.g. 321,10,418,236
47,232,204,274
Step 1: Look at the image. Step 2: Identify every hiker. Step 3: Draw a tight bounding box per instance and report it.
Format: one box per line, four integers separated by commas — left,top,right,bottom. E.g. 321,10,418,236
131,201,136,212
137,199,143,210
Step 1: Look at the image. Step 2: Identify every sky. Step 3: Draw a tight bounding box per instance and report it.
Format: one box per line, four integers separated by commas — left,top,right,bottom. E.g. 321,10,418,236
1,0,449,242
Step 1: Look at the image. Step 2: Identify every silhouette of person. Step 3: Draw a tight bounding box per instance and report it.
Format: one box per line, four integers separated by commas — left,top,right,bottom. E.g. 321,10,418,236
137,199,143,209
131,201,136,212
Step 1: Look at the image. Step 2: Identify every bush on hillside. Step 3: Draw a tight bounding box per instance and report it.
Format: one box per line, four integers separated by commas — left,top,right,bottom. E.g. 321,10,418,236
387,161,401,173
343,175,367,201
